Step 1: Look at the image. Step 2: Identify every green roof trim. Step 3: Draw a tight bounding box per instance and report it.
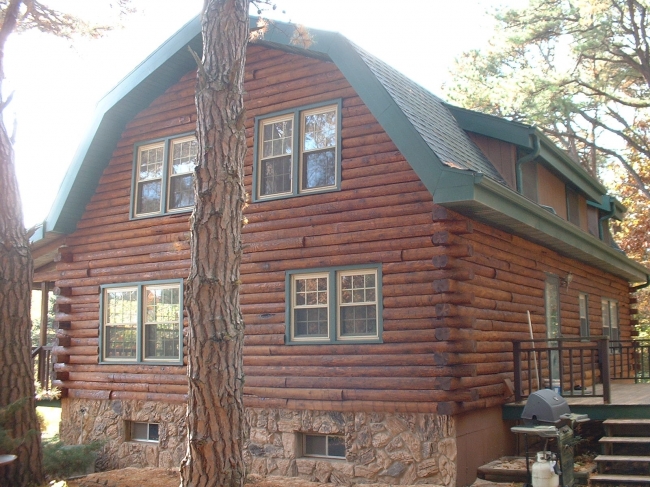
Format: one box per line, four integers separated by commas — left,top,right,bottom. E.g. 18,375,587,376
445,104,608,203
434,170,648,282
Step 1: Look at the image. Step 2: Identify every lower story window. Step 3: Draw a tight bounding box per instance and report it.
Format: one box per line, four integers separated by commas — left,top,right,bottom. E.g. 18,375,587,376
101,280,183,364
128,421,159,443
287,265,382,344
303,434,345,459
602,298,619,342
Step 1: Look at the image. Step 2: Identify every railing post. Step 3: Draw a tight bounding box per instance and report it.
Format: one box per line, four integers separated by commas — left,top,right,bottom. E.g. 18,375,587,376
513,341,522,402
599,338,611,404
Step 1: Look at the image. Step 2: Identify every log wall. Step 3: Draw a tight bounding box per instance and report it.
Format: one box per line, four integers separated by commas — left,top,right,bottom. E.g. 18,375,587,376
49,44,633,416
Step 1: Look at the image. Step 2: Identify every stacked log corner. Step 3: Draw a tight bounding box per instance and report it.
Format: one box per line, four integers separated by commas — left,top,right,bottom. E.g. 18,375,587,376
47,44,634,417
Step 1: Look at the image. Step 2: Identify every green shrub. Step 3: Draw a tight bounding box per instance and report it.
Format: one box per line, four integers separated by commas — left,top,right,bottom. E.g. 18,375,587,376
42,436,103,479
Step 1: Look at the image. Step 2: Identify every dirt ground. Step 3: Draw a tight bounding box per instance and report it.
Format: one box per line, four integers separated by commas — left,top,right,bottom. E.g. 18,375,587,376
64,468,511,487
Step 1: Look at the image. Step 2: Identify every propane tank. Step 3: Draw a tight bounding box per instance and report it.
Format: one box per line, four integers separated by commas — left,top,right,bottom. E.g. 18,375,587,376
532,451,559,487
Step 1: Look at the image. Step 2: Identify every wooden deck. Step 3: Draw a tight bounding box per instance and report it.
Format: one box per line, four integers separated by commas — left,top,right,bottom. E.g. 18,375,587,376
503,382,650,420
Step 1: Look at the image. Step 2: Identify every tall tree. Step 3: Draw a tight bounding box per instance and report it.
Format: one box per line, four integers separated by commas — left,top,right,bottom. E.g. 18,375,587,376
0,2,130,485
180,0,249,486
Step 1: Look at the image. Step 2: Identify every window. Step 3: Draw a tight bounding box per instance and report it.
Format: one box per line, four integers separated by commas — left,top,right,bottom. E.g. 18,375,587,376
132,134,197,217
602,298,619,342
254,101,341,201
128,421,159,443
545,275,561,380
101,281,183,363
286,265,382,344
303,434,345,459
579,293,590,338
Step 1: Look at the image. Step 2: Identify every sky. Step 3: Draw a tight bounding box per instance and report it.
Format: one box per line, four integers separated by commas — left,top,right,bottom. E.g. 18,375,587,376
5,0,525,227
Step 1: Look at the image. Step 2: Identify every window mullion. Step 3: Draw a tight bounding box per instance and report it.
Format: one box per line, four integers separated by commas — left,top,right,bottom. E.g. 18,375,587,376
330,270,337,343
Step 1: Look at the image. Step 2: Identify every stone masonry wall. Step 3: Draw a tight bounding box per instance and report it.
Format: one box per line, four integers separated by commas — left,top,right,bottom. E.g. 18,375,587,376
60,398,186,470
61,399,457,485
245,408,457,486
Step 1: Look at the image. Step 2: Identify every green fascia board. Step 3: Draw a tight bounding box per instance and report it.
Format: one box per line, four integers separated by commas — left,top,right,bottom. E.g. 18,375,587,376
435,171,649,282
445,104,607,203
43,16,203,235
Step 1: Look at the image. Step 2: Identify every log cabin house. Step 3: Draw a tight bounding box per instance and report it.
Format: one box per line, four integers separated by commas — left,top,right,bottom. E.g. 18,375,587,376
30,16,649,486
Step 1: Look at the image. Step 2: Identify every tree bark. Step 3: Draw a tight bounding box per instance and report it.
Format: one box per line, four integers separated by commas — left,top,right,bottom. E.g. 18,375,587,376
180,1,249,486
0,1,44,486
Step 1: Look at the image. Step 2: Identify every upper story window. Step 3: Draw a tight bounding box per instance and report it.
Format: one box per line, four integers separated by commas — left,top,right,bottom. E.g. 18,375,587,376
286,265,382,344
254,101,341,201
100,280,183,364
132,134,197,218
566,187,581,226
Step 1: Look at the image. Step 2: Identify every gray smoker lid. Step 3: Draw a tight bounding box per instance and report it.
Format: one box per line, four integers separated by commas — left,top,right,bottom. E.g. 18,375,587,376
521,389,571,424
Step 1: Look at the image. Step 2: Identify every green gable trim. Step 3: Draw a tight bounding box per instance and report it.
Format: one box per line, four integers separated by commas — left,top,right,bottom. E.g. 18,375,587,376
43,16,202,235
445,104,607,203
434,170,648,282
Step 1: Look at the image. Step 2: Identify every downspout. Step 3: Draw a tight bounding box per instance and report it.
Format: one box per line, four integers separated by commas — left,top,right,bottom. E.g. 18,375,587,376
516,130,540,194
598,196,615,241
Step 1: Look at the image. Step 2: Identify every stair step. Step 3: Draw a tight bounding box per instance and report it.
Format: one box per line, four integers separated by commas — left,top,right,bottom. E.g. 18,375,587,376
596,454,650,463
603,419,650,426
590,473,650,484
600,436,650,444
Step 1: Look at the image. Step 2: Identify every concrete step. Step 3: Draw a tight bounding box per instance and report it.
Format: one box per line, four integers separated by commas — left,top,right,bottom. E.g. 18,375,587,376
590,473,650,484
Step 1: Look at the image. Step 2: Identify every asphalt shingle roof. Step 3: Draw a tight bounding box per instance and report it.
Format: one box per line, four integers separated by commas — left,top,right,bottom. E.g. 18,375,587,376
352,43,507,185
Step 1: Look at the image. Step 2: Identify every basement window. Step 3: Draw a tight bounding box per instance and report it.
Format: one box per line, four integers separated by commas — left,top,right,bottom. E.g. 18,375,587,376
303,434,345,459
128,421,159,443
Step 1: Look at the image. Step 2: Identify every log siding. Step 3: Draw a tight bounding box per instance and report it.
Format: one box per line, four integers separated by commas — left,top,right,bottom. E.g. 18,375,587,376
50,45,632,415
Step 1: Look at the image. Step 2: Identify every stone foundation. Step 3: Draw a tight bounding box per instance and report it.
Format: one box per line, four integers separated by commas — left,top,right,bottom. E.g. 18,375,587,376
60,398,187,470
61,399,457,485
245,408,457,485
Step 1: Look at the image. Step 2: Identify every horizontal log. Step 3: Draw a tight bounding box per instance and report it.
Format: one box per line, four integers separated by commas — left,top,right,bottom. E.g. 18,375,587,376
53,363,186,374
67,372,187,385
243,364,476,378
242,396,438,414
109,391,188,403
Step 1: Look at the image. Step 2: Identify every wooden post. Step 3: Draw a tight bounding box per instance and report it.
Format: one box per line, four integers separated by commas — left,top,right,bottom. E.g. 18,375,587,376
599,337,611,404
39,282,49,347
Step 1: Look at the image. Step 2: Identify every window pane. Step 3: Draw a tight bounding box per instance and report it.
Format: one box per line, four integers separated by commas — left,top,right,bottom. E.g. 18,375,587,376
327,436,345,458
262,119,292,158
303,110,336,151
148,423,159,441
602,300,610,337
260,155,292,196
339,271,378,338
579,294,589,337
302,149,335,190
294,308,328,338
305,435,326,456
340,305,377,336
139,146,164,180
144,286,180,360
171,139,197,174
106,325,137,359
136,179,162,214
132,422,148,440
169,174,194,209
106,289,138,324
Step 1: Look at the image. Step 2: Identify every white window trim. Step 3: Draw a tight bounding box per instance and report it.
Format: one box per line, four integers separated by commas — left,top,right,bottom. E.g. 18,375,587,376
602,298,620,342
257,113,294,199
128,421,160,443
299,105,338,195
302,434,345,459
579,293,590,338
290,272,331,342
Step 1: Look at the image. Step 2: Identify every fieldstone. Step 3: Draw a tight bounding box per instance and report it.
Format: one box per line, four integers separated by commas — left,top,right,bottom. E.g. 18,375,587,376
438,438,457,462
401,431,423,462
353,426,372,449
375,449,392,469
416,458,439,478
369,412,385,423
158,451,174,469
370,422,385,433
386,448,413,464
278,416,302,432
249,427,269,444
439,455,454,486
385,435,404,453
263,444,284,458
248,444,265,457
282,432,297,458
354,412,367,430
314,461,333,483
384,461,407,477
358,448,375,465
372,432,391,448
331,461,355,477
250,457,268,476
402,463,418,485
273,459,294,476
354,463,382,479
330,469,352,486
144,444,159,466
385,416,407,436
421,441,434,458
296,458,316,476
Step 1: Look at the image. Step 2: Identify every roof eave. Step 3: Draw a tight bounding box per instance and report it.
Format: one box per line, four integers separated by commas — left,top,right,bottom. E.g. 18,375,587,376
434,171,649,283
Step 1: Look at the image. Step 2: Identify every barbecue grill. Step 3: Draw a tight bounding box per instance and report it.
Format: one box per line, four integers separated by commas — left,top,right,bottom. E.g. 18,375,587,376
511,390,589,487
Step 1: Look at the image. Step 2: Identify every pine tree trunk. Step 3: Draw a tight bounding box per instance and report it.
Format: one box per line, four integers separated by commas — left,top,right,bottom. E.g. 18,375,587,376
180,1,249,486
0,1,44,486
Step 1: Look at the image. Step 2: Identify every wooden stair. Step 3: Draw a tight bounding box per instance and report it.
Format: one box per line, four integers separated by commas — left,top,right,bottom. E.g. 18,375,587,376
590,419,650,485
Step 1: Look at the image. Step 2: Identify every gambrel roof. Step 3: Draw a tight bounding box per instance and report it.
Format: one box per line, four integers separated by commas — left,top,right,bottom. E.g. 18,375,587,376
32,16,649,284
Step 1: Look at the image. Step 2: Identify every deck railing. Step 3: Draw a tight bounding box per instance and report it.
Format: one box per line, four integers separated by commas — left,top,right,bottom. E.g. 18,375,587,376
31,345,53,392
513,337,611,403
609,340,650,382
